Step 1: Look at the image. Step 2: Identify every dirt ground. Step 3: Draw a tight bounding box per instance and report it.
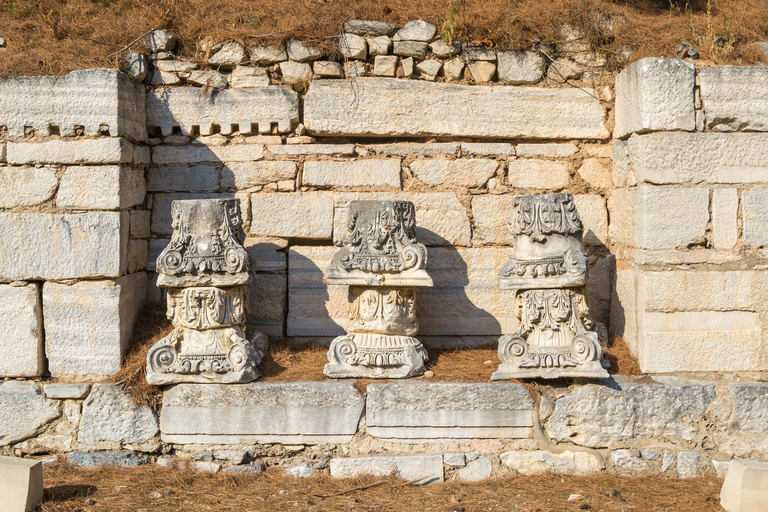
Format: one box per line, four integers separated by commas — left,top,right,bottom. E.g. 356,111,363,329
39,462,724,512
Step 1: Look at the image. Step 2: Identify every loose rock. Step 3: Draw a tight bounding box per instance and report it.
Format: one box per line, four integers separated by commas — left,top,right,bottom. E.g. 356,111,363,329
430,41,461,58
208,41,247,69
468,61,496,82
393,41,429,59
497,51,546,85
462,49,496,62
186,69,227,88
121,52,147,82
373,56,398,77
286,463,314,478
230,66,270,88
394,20,437,42
344,20,398,37
416,59,442,81
339,33,367,60
249,45,288,65
458,456,492,482
280,61,312,85
443,57,464,80
367,35,392,56
313,61,344,78
287,39,323,62
67,451,149,468
143,30,176,52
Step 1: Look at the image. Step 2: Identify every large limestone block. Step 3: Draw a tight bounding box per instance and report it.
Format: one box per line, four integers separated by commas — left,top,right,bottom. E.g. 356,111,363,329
150,193,230,236
43,273,147,376
160,382,364,444
0,167,58,208
700,66,768,132
152,144,264,165
0,456,43,512
627,133,768,184
614,57,695,138
0,212,127,281
742,186,768,246
304,79,609,140
507,159,569,189
221,161,297,190
0,68,146,141
0,382,60,446
250,192,334,239
730,383,768,433
246,272,286,337
146,87,299,135
720,460,768,512
7,138,148,166
57,165,145,210
409,159,499,188
330,455,443,484
546,379,716,448
303,159,401,188
146,164,219,192
0,284,44,377
713,188,739,249
501,450,599,476
366,382,533,442
78,383,157,445
333,192,471,246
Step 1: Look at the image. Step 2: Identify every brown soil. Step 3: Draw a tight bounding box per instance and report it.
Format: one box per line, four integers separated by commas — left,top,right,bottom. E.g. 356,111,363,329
40,462,724,512
1,0,767,76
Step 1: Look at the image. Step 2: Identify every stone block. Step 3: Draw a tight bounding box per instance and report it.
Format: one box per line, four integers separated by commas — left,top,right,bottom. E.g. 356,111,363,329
128,239,148,273
730,383,768,433
221,161,297,190
626,133,768,184
0,456,43,512
614,57,695,139
247,272,286,337
43,273,146,376
339,33,367,60
700,66,768,132
577,159,612,190
409,159,498,188
677,451,701,478
146,165,219,192
330,455,443,484
516,143,578,159
303,159,401,188
370,143,460,157
313,61,345,78
266,144,356,156
457,457,492,481
0,68,146,141
366,382,533,442
57,165,145,209
0,284,43,377
373,55,398,76
160,382,364,444
611,449,649,472
78,383,158,445
0,212,127,281
712,188,739,249
130,210,150,239
742,187,768,247
250,192,334,239
720,459,768,512
150,193,231,236
43,383,90,399
146,87,298,135
305,79,609,139
507,159,569,189
461,143,515,156
497,51,546,85
152,143,264,164
393,41,429,58
67,451,150,468
501,450,599,476
0,166,58,208
7,138,147,165
0,382,60,446
573,194,608,246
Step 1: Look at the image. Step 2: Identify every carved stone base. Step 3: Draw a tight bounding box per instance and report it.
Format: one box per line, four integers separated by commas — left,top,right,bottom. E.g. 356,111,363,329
323,333,428,379
146,327,268,385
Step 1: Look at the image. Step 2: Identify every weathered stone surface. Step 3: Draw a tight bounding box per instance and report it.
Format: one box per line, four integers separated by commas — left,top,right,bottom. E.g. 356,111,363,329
330,455,443,484
720,459,768,512
501,450,599,476
507,159,569,189
712,188,738,249
208,42,247,69
676,451,701,478
130,210,150,239
344,20,397,37
43,383,90,399
742,186,768,246
573,194,608,246
144,30,176,52
458,456,492,482
155,60,199,73
430,40,461,58
160,382,364,444
152,144,264,164
247,271,287,337
444,453,466,467
286,39,323,62
392,41,429,58
700,66,768,131
577,159,612,190
0,167,58,208
416,59,442,80
268,144,355,156
443,57,464,80
147,87,298,135
249,45,287,65
313,61,344,78
497,51,546,84
286,463,314,478
186,69,227,89
147,165,218,192
305,79,609,139
221,161,297,189
0,212,127,281
614,57,695,138
303,159,401,188
468,61,496,83
280,61,313,85
516,143,578,159
373,55,398,77
730,383,768,432
230,66,270,88
250,192,333,239
0,68,146,141
546,380,716,448
150,193,230,235
366,383,533,442
57,166,145,210
611,449,648,472
67,451,149,468
394,19,436,41
0,382,60,445
7,138,147,165
367,35,392,56
409,159,498,188
78,384,158,445
43,274,146,376
0,456,43,512
0,284,43,377
371,143,459,157
339,33,367,60
461,143,514,156
148,70,181,86
344,61,367,78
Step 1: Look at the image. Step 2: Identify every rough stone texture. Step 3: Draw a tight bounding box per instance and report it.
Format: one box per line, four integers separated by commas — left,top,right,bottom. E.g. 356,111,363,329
614,57,696,139
160,382,364,444
0,382,60,446
0,68,146,141
742,186,768,247
7,138,147,165
416,59,442,80
409,159,498,188
66,451,149,468
611,450,649,472
221,161,298,190
144,30,175,52
344,20,397,37
208,42,247,69
443,57,464,80
443,453,466,467
0,456,43,512
330,455,443,484
573,194,609,247
371,143,459,157
148,70,180,86
712,187,739,249
458,456,492,482
43,274,146,376
150,193,230,236
313,61,344,78
0,166,58,208
700,66,768,131
186,69,227,89
430,41,461,58
43,384,90,400
339,33,367,60
626,133,768,184
676,451,701,478
730,383,768,433
78,383,158,445
546,380,716,448
507,159,569,189
305,79,609,140
155,60,199,73
497,51,546,84
577,159,612,190
279,61,313,85
461,143,514,156
147,87,298,135
57,166,145,210
286,39,324,62
501,450,599,476
0,212,127,281
720,459,768,512
367,36,392,56
286,464,314,478
0,284,44,377
344,61,367,78
366,383,533,442
303,159,401,188
147,165,219,192
152,144,264,164
468,61,496,83
393,20,436,41
373,55,398,77
516,143,578,159
250,192,333,239
230,66,270,88
393,41,429,59
249,45,288,65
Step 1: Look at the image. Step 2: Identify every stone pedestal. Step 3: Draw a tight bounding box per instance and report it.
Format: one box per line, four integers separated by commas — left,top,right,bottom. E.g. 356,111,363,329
324,201,433,379
0,456,43,512
147,198,267,385
720,459,768,512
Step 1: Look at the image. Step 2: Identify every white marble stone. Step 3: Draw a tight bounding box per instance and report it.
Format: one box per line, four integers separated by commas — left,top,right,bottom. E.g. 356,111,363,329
330,455,443,484
57,165,145,210
500,450,599,476
303,159,401,188
0,284,43,377
0,167,58,208
720,459,768,512
7,138,147,165
0,456,43,512
250,192,334,239
0,382,60,446
700,66,768,132
409,159,498,188
78,383,158,444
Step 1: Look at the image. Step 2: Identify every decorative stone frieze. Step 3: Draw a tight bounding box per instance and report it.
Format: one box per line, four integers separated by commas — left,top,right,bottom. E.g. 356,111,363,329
492,193,608,380
146,198,267,384
324,200,433,378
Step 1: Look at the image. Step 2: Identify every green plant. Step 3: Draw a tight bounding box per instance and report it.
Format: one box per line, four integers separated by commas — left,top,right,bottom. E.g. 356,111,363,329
442,0,461,45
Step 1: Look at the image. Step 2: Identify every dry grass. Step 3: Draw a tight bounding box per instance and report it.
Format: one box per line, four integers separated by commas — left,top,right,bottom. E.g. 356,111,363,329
40,461,724,512
603,336,642,376
1,0,767,76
